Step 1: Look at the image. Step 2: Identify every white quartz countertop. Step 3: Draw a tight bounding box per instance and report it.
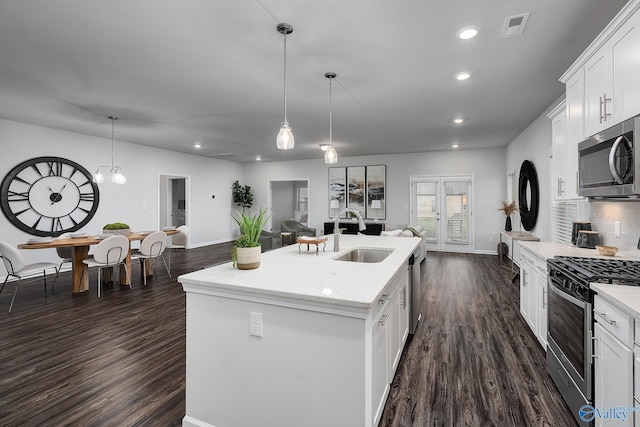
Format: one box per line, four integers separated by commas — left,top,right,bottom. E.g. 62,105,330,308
520,241,639,261
178,234,420,310
591,283,640,319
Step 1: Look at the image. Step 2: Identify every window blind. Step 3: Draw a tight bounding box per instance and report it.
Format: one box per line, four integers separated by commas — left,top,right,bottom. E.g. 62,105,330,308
551,200,588,243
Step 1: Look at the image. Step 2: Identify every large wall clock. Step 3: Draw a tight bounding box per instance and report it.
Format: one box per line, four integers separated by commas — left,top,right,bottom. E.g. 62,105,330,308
0,156,100,237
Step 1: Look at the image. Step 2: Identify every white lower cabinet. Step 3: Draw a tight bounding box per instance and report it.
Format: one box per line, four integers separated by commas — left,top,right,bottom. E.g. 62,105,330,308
634,320,640,427
371,267,410,426
593,296,633,427
519,246,548,349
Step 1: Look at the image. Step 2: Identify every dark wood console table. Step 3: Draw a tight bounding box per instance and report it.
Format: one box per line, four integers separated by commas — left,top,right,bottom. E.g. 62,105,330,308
324,221,385,236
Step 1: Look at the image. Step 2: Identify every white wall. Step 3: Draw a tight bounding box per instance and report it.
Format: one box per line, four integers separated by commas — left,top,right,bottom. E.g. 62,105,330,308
506,100,557,242
0,119,243,266
243,148,507,253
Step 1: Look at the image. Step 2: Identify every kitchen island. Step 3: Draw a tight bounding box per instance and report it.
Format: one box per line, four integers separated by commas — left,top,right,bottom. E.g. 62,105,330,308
178,234,420,427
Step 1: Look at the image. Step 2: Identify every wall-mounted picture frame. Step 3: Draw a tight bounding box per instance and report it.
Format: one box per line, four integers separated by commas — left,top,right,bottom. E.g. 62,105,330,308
365,165,386,220
347,166,366,218
328,167,346,218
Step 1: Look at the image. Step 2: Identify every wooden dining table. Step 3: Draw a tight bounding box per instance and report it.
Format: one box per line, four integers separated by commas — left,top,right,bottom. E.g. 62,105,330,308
17,230,178,294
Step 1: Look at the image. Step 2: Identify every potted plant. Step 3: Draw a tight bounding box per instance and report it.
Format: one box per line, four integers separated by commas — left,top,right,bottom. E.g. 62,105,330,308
232,180,253,213
231,208,271,269
103,222,131,235
498,201,518,231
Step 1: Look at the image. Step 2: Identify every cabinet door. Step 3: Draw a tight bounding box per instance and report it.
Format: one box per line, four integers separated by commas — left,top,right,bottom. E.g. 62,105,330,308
611,12,640,124
535,272,548,349
519,264,535,331
551,108,568,200
584,50,612,137
594,323,633,427
565,71,583,199
371,307,389,426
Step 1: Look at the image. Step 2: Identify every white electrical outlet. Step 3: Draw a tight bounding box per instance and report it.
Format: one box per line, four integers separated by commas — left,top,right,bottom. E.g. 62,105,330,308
249,312,263,338
615,221,621,238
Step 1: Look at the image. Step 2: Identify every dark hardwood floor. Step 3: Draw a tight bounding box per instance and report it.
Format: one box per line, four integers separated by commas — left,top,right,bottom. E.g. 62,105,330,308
380,252,577,427
0,246,576,426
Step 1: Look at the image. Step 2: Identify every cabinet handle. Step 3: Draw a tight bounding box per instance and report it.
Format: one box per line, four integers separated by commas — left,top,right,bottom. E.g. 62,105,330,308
599,95,604,123
379,313,389,326
575,171,579,195
603,93,611,121
592,336,599,360
379,294,389,304
634,340,640,348
542,287,547,309
400,287,407,309
594,310,616,325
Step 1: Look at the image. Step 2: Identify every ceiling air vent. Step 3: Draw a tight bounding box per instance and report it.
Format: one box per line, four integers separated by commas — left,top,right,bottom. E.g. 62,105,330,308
502,12,529,38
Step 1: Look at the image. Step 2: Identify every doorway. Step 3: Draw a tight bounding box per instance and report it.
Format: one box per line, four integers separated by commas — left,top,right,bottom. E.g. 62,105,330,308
268,179,309,232
410,175,473,252
159,174,188,229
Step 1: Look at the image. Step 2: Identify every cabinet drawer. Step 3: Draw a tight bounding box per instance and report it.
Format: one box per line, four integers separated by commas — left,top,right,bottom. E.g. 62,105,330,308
594,296,633,347
519,247,547,277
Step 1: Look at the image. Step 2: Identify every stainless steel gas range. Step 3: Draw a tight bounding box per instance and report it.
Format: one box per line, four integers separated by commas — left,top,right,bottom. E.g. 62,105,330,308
546,256,640,427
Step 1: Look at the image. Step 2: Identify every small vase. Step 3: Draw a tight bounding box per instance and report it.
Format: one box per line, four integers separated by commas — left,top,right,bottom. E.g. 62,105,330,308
505,216,512,232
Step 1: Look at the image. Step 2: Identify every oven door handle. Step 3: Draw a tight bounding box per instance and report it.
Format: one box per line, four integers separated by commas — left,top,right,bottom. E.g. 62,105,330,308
548,277,589,309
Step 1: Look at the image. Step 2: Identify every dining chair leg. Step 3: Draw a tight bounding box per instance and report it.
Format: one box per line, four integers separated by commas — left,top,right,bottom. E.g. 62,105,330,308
97,266,103,298
8,278,22,313
0,275,8,295
142,259,148,286
122,262,131,289
160,255,171,278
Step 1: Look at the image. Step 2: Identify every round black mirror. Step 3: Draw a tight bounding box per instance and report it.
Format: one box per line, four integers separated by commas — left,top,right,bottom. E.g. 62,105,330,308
518,160,539,231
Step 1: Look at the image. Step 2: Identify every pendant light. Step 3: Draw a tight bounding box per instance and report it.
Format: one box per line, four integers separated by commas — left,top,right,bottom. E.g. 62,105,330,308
276,23,294,150
324,72,338,164
93,116,126,184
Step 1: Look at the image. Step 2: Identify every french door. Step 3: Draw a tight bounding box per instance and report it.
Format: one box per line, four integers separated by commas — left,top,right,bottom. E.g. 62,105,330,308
410,175,473,252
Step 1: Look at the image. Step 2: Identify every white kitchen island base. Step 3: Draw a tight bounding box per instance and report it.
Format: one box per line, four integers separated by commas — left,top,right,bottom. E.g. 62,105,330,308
179,234,417,427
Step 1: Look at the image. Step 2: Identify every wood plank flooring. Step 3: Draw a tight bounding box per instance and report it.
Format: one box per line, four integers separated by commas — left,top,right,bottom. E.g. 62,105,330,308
0,245,576,426
379,252,576,426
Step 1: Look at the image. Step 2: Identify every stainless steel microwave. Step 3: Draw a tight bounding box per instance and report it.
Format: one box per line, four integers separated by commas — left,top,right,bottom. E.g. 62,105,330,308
578,115,639,198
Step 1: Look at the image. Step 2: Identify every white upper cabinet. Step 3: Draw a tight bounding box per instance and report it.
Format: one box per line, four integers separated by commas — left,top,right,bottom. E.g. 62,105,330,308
561,0,640,140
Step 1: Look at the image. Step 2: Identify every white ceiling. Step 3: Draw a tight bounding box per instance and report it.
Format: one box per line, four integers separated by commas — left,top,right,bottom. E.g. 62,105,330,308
0,0,629,162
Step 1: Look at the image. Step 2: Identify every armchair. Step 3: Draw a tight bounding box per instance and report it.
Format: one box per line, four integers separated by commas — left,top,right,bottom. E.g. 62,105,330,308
280,220,317,241
259,231,282,252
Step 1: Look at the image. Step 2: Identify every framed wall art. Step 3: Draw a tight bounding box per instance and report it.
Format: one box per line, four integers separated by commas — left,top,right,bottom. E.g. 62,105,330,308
328,167,346,218
365,165,386,220
347,166,366,218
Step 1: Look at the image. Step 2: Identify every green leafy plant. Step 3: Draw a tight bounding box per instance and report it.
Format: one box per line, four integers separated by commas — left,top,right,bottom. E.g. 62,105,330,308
231,208,272,247
232,180,253,212
231,234,256,268
103,222,130,230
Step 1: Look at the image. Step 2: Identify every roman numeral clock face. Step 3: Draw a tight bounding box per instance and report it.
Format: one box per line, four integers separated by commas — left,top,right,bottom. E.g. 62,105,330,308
1,157,100,237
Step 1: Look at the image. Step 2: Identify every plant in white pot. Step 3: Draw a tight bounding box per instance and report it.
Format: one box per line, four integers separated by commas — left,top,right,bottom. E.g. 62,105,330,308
231,208,271,270
103,222,131,235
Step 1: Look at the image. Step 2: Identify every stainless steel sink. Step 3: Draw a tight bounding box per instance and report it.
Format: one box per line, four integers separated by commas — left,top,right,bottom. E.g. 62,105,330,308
333,248,393,263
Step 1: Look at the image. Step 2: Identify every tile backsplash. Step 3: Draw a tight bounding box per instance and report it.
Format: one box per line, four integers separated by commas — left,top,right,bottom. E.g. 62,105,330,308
587,200,640,250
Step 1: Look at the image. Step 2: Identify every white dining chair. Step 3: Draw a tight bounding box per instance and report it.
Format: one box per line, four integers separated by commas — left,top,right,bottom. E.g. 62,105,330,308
134,231,170,285
0,241,60,312
55,233,73,272
166,225,188,274
82,235,130,298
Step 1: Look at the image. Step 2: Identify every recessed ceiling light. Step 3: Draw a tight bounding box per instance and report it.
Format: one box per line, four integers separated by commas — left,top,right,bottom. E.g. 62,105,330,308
452,143,460,148
456,72,471,81
453,118,464,124
256,156,262,161
457,27,478,40
319,143,329,151
194,142,202,149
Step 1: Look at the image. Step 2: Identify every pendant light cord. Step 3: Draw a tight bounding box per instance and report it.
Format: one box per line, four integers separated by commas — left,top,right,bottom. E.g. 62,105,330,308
329,76,333,146
283,31,288,123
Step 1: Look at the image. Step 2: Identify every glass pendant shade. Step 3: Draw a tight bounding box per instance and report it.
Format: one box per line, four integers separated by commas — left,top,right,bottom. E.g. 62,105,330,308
111,170,126,184
276,122,294,150
93,171,104,183
276,23,294,150
324,145,338,164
